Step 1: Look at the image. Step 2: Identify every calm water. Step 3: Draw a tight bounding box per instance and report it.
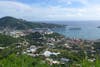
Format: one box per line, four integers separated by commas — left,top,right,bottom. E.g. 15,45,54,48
46,21,100,40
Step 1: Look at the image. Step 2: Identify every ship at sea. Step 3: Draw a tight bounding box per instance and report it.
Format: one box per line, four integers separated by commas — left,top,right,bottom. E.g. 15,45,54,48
68,27,81,30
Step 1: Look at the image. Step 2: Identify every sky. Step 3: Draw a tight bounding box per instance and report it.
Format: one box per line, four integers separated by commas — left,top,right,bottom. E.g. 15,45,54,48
0,0,100,21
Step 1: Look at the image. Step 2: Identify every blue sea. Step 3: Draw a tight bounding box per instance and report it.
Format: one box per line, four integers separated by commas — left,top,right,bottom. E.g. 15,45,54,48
46,21,100,40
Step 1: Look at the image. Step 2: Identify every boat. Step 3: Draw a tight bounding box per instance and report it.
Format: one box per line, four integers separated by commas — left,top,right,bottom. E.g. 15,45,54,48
97,26,100,28
68,27,81,30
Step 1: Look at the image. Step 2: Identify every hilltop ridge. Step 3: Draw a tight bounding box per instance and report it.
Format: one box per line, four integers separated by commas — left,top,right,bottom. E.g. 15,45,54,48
0,16,65,30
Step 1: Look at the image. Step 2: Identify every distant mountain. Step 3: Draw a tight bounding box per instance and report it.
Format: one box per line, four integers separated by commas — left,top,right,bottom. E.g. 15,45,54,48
0,16,65,30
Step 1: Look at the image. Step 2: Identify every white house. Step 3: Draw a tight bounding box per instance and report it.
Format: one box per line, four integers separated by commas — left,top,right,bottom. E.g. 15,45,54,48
43,51,60,57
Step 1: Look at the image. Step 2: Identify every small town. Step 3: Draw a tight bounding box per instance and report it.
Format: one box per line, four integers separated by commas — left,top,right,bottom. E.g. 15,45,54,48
0,28,100,67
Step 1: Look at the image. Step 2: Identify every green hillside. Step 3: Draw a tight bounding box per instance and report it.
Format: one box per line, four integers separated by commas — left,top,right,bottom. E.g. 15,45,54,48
0,16,65,30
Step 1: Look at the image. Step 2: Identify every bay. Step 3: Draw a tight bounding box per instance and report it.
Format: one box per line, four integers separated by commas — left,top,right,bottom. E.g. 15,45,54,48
46,21,100,40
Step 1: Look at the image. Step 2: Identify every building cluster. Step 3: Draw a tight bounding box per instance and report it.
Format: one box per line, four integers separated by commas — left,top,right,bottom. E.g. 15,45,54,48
0,28,53,38
21,34,97,65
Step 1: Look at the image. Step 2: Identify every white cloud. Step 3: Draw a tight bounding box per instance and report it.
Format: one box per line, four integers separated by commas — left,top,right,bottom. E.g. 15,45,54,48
56,0,89,5
0,1,100,20
0,1,34,19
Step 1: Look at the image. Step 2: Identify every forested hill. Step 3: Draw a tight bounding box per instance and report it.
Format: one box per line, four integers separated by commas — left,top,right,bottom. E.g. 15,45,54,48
0,16,65,30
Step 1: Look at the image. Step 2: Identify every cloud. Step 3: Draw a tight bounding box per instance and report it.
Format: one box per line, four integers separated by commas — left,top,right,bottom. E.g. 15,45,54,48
56,0,89,6
0,1,33,19
0,1,49,20
0,0,100,20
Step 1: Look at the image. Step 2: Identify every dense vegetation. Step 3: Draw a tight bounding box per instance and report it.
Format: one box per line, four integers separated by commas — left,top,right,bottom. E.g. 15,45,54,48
0,16,65,30
0,34,19,47
0,53,50,67
44,32,62,38
22,32,44,46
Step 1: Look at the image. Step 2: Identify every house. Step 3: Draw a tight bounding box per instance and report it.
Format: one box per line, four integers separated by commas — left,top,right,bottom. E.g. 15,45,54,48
46,58,60,65
26,46,37,53
60,58,70,63
43,51,60,57
0,47,5,50
88,58,96,62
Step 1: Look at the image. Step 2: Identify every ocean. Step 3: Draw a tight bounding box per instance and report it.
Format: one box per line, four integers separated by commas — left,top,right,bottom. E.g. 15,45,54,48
46,21,100,40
